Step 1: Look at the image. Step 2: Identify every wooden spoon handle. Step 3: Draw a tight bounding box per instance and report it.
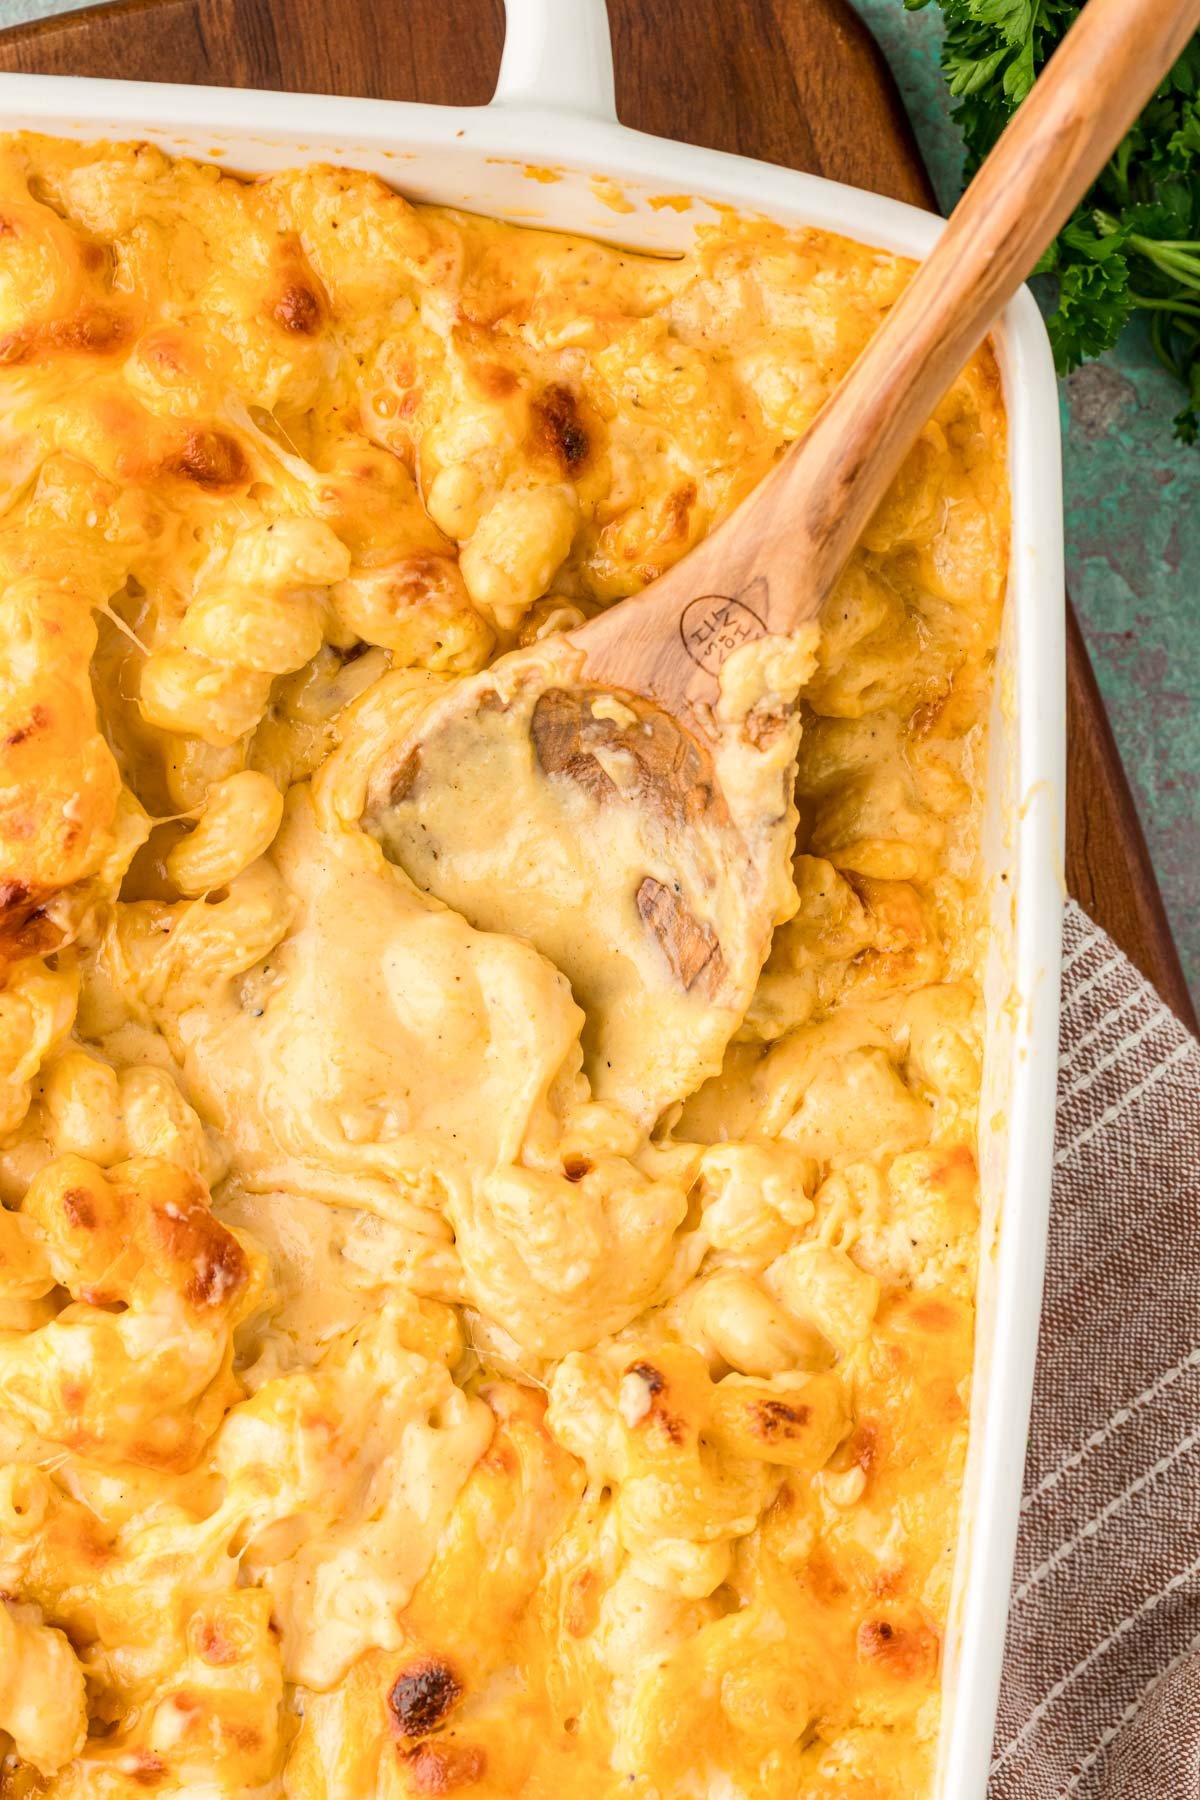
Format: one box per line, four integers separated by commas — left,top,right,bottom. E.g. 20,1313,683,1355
574,0,1200,724
758,0,1200,614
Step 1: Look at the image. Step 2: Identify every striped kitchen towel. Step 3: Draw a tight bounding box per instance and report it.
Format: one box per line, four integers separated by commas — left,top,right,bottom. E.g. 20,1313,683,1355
990,900,1200,1798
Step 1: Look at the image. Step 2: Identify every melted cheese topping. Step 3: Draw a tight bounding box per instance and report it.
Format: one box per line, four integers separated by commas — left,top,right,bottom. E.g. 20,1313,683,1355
0,133,1008,1799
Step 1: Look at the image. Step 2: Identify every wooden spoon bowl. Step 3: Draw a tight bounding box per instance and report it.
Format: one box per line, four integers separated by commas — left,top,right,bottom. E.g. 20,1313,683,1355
363,635,801,1120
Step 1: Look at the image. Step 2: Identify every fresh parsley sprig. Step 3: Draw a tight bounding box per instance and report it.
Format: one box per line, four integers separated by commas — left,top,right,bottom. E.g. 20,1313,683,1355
904,0,1200,441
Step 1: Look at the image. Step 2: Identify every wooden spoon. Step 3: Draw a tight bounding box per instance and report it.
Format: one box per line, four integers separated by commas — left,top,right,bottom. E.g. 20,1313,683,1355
366,0,1200,1120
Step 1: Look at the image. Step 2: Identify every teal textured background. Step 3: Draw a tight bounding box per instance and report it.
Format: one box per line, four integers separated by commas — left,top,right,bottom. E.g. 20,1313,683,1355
0,0,85,21
0,0,1196,999
856,1,1200,1004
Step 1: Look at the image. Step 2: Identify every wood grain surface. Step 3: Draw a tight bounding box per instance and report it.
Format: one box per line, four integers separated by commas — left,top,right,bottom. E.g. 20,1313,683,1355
1,0,1194,1028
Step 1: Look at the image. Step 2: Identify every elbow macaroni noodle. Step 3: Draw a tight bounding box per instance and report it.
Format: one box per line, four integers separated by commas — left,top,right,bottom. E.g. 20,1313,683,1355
0,133,1007,1797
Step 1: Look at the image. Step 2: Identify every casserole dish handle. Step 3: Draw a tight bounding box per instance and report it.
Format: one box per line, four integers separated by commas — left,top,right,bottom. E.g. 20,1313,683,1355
493,0,617,120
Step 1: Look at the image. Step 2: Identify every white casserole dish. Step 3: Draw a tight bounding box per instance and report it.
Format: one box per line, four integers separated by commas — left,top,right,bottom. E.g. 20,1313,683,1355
0,1,1066,1790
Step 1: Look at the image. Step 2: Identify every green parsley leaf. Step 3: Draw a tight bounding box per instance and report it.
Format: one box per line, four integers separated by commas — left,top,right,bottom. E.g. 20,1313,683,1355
1048,251,1134,367
905,0,1200,441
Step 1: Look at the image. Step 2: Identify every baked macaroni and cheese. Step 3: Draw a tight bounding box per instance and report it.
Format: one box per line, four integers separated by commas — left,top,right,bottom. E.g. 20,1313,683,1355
0,133,1007,1799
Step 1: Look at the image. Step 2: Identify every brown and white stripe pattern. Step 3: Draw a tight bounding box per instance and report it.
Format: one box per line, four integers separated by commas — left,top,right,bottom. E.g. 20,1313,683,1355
990,901,1200,1797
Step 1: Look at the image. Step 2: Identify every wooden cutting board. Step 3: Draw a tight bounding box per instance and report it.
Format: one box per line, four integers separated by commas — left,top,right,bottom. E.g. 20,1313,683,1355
2,0,1194,1029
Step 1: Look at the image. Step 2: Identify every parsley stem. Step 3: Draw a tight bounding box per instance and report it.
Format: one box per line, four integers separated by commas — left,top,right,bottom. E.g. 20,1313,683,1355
1128,293,1200,319
1148,313,1186,383
1128,237,1200,287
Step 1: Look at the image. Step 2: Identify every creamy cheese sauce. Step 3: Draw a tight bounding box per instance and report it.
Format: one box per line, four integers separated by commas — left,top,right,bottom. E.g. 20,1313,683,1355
365,628,816,1122
0,133,1006,1798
